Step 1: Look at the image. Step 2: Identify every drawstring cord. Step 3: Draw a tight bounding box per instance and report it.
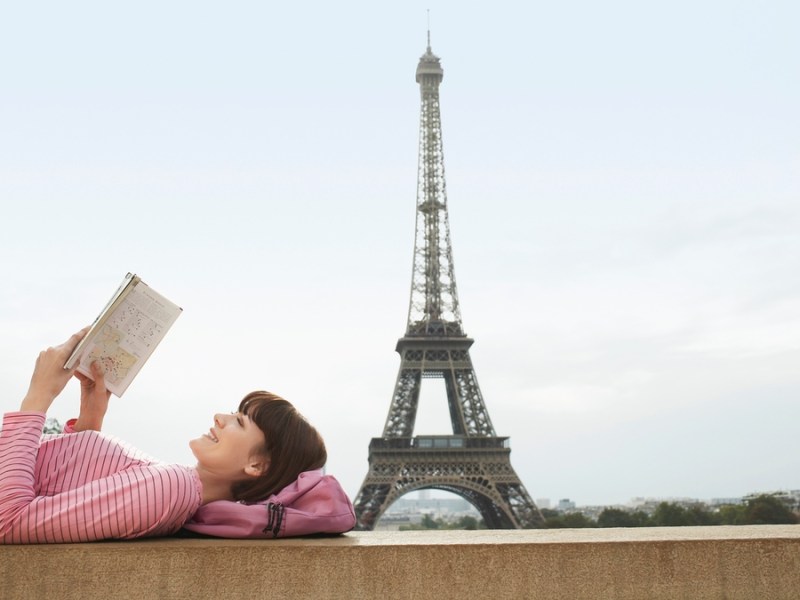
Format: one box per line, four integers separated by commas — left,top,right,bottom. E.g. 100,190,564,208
263,502,285,537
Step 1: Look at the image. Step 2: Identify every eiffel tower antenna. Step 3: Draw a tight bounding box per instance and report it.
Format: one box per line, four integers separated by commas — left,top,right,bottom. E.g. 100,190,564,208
352,36,544,530
426,9,431,50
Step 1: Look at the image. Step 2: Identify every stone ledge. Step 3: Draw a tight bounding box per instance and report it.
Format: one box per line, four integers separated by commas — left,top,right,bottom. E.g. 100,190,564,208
1,525,799,599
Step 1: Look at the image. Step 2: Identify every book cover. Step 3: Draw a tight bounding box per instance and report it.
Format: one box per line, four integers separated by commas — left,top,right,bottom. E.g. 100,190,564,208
64,273,182,397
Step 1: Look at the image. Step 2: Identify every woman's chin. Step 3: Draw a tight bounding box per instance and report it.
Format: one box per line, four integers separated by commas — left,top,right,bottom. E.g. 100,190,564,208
188,437,203,457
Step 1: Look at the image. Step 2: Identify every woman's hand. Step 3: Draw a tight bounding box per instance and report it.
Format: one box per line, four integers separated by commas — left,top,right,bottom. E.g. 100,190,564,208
73,361,112,432
21,327,90,413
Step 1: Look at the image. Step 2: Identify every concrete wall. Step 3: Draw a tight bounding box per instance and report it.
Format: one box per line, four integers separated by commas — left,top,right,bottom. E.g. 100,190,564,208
2,525,799,599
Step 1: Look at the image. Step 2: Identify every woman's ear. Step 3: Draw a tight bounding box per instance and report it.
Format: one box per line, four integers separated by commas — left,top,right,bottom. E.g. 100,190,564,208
244,459,269,478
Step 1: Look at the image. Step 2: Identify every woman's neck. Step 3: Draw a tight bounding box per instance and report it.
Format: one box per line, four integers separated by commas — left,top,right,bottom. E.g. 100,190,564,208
194,466,236,505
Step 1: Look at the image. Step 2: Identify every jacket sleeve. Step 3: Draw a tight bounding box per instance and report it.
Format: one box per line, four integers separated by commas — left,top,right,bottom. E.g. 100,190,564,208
0,412,46,538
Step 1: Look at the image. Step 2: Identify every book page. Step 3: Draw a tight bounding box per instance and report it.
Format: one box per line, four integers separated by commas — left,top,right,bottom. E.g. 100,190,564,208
64,272,138,371
73,279,182,397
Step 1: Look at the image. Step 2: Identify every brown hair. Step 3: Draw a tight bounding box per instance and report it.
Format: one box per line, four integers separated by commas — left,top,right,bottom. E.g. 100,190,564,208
231,391,327,504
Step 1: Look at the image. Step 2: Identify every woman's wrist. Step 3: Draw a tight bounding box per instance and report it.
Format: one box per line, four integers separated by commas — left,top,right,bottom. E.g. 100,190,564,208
73,412,104,432
20,391,54,413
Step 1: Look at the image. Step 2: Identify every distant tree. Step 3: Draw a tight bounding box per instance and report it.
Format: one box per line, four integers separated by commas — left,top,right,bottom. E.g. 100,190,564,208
454,516,481,530
543,515,565,528
687,504,720,526
597,508,651,528
743,495,798,525
630,510,652,527
563,512,596,528
546,512,596,529
420,513,440,529
43,418,63,434
651,502,718,527
717,504,747,525
399,514,485,531
652,502,693,527
541,508,566,528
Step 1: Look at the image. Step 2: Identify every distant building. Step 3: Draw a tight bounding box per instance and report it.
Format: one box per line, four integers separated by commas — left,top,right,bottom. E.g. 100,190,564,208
709,497,744,507
743,489,800,509
587,490,799,521
375,496,482,530
557,498,576,511
628,497,702,514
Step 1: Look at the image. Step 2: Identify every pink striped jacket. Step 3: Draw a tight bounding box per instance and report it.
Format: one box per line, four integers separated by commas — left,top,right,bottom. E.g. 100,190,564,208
0,411,202,544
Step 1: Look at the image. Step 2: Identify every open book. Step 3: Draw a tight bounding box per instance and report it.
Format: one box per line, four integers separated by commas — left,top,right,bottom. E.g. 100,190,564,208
64,273,182,397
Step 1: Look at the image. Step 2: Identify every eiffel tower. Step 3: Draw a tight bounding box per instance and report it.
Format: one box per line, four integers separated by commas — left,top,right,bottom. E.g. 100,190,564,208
352,35,545,530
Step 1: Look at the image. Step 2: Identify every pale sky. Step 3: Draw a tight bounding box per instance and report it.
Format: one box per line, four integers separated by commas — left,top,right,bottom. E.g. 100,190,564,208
1,1,798,509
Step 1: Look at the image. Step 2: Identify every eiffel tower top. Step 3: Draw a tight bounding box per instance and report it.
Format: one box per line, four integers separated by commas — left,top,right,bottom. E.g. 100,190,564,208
416,31,443,82
406,34,464,338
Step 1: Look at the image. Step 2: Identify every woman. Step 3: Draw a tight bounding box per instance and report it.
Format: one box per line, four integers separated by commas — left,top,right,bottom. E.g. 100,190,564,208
0,328,354,543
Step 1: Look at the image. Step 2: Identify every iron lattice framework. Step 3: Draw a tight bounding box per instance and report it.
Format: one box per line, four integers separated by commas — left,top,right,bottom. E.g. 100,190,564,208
352,37,544,530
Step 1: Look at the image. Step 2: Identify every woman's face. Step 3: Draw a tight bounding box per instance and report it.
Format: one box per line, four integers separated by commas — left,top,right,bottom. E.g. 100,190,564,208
189,411,267,479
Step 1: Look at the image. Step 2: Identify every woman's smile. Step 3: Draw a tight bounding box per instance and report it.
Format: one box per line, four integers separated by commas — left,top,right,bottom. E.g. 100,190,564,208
190,412,266,480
